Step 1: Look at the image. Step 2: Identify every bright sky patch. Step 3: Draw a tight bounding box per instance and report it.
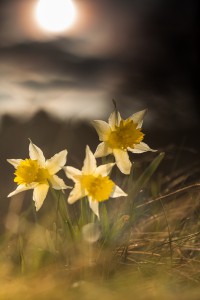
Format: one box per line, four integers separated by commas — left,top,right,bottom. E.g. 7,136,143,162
35,0,76,33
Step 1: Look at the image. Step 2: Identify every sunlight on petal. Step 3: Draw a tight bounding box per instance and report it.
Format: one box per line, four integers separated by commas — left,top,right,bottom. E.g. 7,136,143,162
46,149,67,174
50,174,69,189
8,184,33,197
128,142,157,153
68,183,86,204
111,185,127,198
95,163,115,176
129,109,147,128
113,149,132,175
82,146,97,174
91,120,111,141
88,197,99,219
94,142,112,158
33,183,49,211
29,140,45,166
64,166,82,182
7,159,22,169
108,111,121,129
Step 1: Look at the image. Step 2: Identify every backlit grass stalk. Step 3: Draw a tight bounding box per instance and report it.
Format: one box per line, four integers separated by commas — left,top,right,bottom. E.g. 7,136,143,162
50,188,75,242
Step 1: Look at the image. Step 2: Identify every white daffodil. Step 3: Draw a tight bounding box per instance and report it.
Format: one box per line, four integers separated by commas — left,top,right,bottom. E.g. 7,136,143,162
92,109,156,175
64,145,127,219
7,140,69,211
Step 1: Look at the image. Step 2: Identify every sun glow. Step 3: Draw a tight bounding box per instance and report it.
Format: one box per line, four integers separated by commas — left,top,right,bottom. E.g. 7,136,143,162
35,0,77,33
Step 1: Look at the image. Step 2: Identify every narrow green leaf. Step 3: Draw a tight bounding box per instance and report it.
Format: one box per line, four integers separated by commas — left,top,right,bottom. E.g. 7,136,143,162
128,152,165,201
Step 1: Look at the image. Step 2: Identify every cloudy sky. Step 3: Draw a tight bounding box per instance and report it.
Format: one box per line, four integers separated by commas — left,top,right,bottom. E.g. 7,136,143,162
0,0,198,127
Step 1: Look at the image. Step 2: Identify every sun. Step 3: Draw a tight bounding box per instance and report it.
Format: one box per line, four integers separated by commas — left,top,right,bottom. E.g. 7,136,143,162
35,0,77,33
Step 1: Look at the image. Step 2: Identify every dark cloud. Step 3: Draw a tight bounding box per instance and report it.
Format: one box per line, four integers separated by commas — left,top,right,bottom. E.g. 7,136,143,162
0,0,199,128
0,40,120,92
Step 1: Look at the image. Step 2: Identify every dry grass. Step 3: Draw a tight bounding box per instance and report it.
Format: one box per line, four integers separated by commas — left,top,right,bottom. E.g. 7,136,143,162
0,154,200,299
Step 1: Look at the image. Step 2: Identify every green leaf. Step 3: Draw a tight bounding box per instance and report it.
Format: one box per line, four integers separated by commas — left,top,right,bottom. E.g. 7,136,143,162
117,152,165,242
128,152,165,202
100,203,109,235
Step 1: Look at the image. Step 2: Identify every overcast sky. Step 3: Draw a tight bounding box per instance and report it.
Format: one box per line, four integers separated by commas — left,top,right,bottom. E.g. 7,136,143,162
0,0,198,128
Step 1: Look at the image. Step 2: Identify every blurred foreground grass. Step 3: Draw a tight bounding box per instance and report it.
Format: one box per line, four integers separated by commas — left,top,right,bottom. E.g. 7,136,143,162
1,264,200,300
1,150,200,299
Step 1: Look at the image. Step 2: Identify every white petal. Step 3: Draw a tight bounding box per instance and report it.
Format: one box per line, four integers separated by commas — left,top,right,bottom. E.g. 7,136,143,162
129,109,147,128
113,149,132,175
111,185,127,198
91,120,111,141
68,183,86,204
128,142,157,153
82,146,97,174
46,150,67,175
29,140,45,166
63,166,82,182
7,159,22,168
49,175,70,190
94,142,112,158
88,197,99,219
108,111,121,129
8,184,33,197
95,163,115,176
33,183,49,211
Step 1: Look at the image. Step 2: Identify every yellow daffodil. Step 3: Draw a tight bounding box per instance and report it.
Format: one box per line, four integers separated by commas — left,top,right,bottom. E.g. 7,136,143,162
64,146,127,219
92,109,156,174
7,140,69,211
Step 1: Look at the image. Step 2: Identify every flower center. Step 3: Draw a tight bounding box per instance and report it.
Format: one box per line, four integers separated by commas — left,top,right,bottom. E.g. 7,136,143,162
107,119,144,150
14,159,50,185
80,174,114,202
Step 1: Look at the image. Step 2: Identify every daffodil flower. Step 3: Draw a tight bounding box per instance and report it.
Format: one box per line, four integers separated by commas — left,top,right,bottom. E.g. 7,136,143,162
64,146,127,219
92,109,156,175
7,140,69,211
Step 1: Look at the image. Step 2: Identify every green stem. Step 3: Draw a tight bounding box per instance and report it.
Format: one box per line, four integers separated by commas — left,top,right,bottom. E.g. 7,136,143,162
50,188,75,241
